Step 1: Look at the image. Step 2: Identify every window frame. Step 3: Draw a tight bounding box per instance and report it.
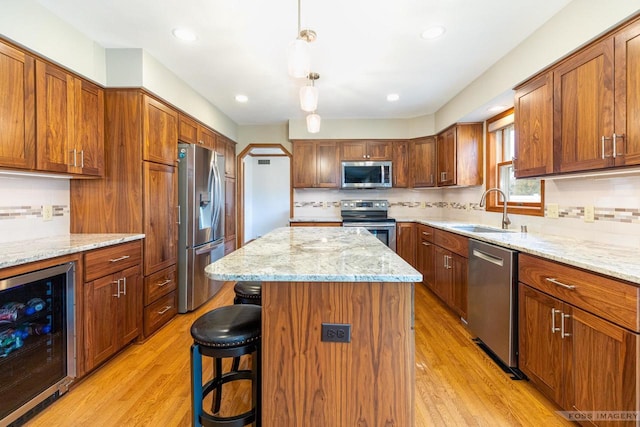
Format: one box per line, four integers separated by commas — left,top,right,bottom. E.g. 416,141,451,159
485,108,545,217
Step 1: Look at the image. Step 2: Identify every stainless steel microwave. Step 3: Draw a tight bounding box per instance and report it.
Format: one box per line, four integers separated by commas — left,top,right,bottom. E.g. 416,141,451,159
341,161,392,189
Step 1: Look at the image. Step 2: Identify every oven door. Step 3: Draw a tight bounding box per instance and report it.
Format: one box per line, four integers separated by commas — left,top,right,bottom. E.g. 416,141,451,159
342,222,397,252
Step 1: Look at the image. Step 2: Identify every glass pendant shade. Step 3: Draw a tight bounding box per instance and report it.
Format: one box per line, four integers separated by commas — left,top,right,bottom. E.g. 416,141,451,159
299,85,318,112
306,113,321,133
288,38,310,78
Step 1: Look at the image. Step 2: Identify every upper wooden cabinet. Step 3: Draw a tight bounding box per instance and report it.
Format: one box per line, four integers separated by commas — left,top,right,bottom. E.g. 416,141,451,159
436,123,482,187
292,140,339,188
341,140,392,161
411,136,437,187
514,72,554,178
178,113,216,151
392,140,410,188
143,95,178,166
221,135,236,178
0,41,35,170
35,60,104,176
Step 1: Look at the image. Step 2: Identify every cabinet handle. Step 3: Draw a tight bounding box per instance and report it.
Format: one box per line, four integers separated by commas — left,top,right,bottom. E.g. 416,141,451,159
422,231,431,236
440,171,447,182
177,205,181,225
69,149,77,167
157,305,172,315
421,242,431,246
601,136,612,159
112,279,121,298
561,313,571,338
551,308,561,334
613,133,625,157
430,174,433,184
109,255,131,263
79,150,84,168
512,156,518,172
120,277,127,296
156,279,172,287
545,277,576,290
198,140,204,145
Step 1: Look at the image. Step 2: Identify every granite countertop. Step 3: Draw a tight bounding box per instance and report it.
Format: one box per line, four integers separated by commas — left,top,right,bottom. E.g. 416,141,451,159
0,234,145,270
289,217,342,223
205,226,421,282
411,219,640,285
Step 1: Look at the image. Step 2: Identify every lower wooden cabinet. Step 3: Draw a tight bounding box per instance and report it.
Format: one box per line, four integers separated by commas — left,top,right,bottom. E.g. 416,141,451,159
142,265,177,337
416,224,435,288
519,254,639,425
396,222,416,267
430,229,468,319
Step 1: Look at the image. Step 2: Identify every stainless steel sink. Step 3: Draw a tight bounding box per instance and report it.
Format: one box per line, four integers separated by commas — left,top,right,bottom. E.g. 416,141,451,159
450,224,513,233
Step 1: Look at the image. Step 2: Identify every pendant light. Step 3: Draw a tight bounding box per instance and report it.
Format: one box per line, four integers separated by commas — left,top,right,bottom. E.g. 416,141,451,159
300,72,319,112
288,0,317,78
306,112,321,133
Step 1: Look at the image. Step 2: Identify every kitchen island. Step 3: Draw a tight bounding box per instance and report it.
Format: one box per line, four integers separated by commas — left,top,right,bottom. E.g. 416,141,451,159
205,226,421,426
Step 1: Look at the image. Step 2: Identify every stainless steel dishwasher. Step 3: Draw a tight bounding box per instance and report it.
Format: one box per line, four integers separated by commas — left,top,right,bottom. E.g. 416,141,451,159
467,239,519,374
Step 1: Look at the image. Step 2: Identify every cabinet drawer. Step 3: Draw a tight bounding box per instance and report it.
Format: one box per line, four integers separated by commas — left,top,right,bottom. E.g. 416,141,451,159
84,240,142,282
433,229,468,258
144,265,177,305
144,290,177,337
417,224,434,243
519,254,639,331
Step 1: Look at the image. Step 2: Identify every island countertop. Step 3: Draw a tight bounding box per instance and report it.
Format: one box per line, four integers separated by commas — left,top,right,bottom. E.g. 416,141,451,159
205,226,422,282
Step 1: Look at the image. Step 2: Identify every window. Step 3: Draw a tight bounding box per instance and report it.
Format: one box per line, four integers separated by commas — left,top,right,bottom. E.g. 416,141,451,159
485,108,544,216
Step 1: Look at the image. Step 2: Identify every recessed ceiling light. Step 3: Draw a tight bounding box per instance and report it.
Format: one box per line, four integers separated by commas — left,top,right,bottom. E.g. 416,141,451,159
488,104,508,112
172,28,197,42
387,93,400,102
235,94,249,103
421,26,446,40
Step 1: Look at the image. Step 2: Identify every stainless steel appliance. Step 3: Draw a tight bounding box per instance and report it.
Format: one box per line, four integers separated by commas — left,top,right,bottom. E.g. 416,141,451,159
467,239,519,372
0,262,75,425
177,143,225,313
341,161,392,189
341,199,396,251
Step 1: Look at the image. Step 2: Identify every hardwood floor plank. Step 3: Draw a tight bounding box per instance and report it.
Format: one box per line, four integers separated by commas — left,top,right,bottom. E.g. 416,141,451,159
26,281,572,426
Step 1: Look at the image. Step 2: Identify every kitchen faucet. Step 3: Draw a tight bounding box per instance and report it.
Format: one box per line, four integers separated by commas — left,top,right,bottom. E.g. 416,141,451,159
479,188,511,229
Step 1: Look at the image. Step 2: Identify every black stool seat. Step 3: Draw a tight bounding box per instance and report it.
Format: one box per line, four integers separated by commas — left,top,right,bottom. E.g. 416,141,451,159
191,304,261,348
233,281,262,305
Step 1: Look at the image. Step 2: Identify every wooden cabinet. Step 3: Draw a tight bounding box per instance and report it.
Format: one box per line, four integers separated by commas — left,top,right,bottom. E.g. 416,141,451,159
221,135,236,178
436,123,482,187
392,140,410,188
513,72,554,177
411,136,436,187
35,59,104,176
0,41,35,170
416,224,435,289
142,265,177,337
71,90,179,338
292,140,339,188
225,178,236,254
396,222,416,268
340,140,392,160
83,241,143,372
178,113,216,151
431,229,469,319
518,254,639,424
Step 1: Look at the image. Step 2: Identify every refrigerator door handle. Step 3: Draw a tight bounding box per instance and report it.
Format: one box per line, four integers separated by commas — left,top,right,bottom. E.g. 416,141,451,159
207,154,218,230
211,153,223,233
195,241,222,255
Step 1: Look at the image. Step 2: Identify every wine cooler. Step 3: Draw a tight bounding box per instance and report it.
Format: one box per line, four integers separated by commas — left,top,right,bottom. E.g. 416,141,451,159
0,262,76,426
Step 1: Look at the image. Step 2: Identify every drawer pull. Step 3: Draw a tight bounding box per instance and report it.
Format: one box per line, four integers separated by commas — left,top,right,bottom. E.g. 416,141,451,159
156,279,172,287
422,231,431,236
546,277,576,290
109,255,131,263
157,305,173,315
421,242,431,246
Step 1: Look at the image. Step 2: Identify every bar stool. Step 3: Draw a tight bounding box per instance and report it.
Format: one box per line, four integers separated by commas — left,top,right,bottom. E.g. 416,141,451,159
190,304,261,427
233,281,262,305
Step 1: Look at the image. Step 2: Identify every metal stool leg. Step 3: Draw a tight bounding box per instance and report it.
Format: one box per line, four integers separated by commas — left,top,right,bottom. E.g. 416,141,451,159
212,357,223,414
191,344,203,427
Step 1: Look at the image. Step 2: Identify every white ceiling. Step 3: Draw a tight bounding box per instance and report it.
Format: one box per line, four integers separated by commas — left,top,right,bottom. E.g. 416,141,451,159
37,0,571,126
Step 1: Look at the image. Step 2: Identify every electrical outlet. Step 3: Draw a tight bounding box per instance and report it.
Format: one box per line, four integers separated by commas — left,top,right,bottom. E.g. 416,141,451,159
420,201,426,208
42,205,53,221
584,205,595,223
547,203,559,219
321,323,351,343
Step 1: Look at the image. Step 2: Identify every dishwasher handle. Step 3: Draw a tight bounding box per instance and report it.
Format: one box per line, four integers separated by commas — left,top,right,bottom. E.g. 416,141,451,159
471,248,504,267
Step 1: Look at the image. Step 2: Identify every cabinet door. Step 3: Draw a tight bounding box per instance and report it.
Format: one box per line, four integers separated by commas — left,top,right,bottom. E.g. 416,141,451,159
514,72,554,177
0,42,35,170
84,274,119,370
198,126,216,151
223,137,236,178
315,141,339,188
433,246,453,304
614,19,640,167
554,39,614,173
143,95,178,166
36,60,74,173
74,78,104,176
178,114,197,144
341,141,367,160
451,254,467,320
366,141,392,160
292,141,317,188
143,162,177,275
566,306,639,423
518,284,564,406
392,140,409,188
417,238,435,289
436,128,456,186
396,223,416,267
119,265,142,345
225,177,236,245
412,136,436,187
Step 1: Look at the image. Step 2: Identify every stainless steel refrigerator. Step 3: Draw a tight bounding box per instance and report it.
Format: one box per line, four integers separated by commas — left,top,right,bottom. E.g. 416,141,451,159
177,143,225,313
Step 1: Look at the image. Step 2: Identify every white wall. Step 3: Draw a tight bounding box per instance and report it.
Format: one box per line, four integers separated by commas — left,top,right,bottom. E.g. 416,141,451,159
288,116,436,140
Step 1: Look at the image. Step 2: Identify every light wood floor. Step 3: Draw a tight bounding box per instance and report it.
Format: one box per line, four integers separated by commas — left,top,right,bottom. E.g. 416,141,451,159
26,282,572,427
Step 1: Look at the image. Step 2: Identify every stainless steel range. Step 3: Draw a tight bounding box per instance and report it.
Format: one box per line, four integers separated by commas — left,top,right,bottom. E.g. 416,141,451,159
341,199,396,251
